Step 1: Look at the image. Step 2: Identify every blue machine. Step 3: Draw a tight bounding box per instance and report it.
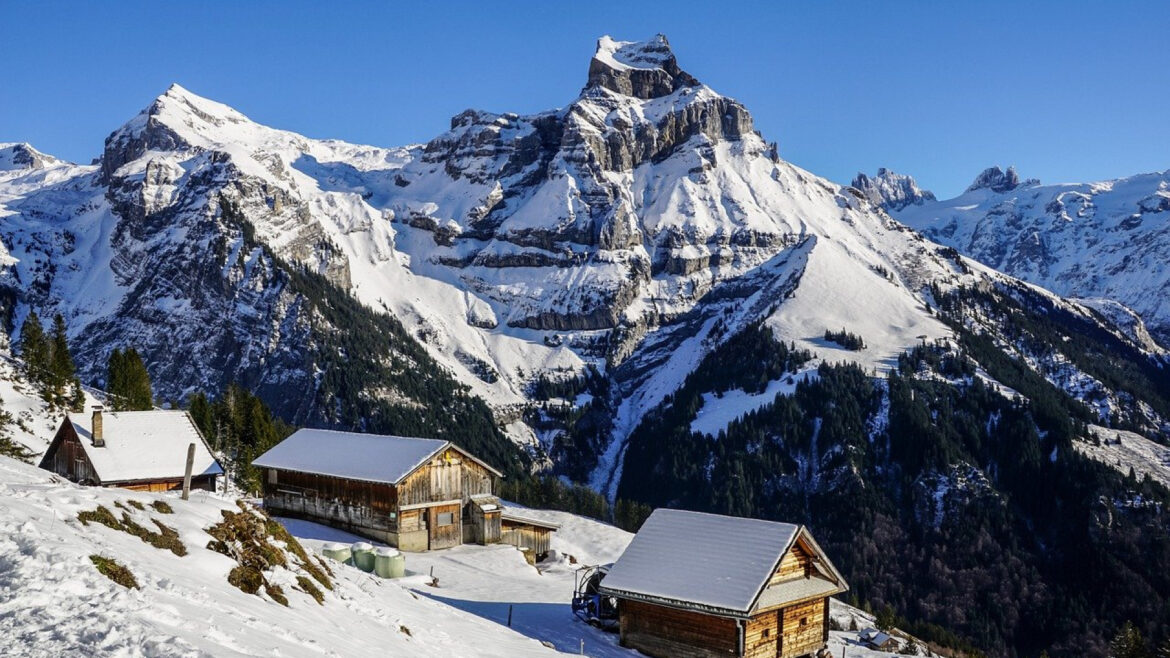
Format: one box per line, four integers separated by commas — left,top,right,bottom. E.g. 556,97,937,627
571,564,618,630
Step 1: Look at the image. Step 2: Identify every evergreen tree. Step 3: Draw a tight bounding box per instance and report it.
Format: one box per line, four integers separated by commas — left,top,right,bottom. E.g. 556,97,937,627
47,314,82,409
1110,621,1149,658
107,347,153,410
185,384,293,493
17,311,48,385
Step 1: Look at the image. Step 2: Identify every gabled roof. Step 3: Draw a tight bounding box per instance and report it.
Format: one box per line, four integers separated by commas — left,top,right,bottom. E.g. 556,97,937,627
599,508,847,618
250,428,503,485
44,410,223,483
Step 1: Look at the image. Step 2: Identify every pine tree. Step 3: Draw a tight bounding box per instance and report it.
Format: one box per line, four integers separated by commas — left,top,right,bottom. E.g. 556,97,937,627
17,311,48,386
46,314,82,408
1110,621,1149,658
107,347,153,411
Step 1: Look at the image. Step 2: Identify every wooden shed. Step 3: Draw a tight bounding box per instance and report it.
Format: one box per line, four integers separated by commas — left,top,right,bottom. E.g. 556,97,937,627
599,509,848,658
252,428,504,551
500,510,560,561
39,407,223,492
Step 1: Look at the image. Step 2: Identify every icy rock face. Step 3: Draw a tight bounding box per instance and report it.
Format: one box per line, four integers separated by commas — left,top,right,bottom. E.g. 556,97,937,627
965,165,1026,193
0,143,59,171
398,35,758,333
586,35,700,100
896,168,1170,343
851,168,936,211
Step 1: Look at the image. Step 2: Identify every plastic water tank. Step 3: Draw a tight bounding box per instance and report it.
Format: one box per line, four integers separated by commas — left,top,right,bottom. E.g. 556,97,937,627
374,547,405,578
321,542,352,565
351,542,375,572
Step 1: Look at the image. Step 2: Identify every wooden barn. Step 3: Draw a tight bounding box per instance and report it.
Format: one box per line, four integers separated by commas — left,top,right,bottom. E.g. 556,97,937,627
500,510,560,562
599,509,848,658
252,428,506,551
39,407,223,492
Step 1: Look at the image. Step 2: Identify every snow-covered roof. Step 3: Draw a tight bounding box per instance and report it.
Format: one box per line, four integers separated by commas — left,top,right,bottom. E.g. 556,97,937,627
58,410,222,483
600,508,845,617
500,510,561,530
251,428,502,485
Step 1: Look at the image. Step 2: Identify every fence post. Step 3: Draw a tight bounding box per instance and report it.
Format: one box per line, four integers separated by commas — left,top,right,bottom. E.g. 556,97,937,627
181,442,196,501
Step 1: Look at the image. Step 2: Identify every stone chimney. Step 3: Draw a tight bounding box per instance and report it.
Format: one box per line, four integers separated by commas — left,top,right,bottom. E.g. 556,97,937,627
92,405,105,447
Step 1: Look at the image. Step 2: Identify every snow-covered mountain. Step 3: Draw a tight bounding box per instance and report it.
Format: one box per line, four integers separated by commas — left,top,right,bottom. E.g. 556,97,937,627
893,165,1170,343
2,35,1165,460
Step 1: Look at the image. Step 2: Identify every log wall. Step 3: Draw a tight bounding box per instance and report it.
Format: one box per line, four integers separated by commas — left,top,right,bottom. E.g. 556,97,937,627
618,599,738,658
778,597,826,658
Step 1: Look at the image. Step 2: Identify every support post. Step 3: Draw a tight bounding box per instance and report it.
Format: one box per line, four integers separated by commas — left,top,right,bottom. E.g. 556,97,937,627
181,442,195,500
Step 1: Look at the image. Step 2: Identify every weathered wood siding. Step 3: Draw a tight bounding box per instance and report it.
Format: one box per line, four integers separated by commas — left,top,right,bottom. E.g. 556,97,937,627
426,503,462,550
744,610,779,657
778,597,826,658
464,505,502,545
618,599,738,658
44,425,97,484
770,540,812,585
262,468,398,532
398,447,495,507
119,475,216,492
500,520,552,558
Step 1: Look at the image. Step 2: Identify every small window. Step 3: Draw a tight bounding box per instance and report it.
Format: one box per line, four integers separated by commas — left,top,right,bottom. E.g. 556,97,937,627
267,470,277,484
800,617,808,627
438,512,455,526
762,629,770,638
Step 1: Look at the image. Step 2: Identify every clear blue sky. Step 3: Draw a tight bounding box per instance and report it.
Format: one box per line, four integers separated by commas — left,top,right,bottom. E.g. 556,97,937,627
3,1,1167,197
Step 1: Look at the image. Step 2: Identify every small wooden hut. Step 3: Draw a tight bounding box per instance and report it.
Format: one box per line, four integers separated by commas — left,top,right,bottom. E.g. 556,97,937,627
599,509,848,658
500,510,560,561
39,407,223,492
252,428,504,551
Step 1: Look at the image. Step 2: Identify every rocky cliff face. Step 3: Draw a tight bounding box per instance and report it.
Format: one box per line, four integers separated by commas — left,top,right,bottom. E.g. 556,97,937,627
851,167,936,211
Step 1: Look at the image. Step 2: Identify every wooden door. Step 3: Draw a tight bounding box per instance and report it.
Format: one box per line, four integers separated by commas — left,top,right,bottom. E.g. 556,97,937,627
427,503,462,550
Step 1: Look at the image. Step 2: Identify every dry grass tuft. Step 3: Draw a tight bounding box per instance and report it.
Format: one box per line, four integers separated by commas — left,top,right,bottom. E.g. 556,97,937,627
90,555,138,589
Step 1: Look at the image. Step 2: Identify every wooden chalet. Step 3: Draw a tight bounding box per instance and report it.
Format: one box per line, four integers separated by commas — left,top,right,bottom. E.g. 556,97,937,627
252,428,507,552
39,407,223,492
599,509,848,658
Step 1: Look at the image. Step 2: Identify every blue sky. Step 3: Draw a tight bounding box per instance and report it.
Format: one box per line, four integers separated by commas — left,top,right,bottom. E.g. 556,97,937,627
2,1,1167,197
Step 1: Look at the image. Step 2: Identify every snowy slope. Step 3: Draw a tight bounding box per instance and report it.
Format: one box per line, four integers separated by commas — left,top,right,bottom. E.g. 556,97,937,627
0,455,575,657
894,166,1170,343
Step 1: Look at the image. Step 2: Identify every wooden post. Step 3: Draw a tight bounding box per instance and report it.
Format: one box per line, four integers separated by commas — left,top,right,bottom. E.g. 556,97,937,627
181,442,195,500
507,604,513,627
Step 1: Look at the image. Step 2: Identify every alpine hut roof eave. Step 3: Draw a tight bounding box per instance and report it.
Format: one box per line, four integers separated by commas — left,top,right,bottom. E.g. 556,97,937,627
251,429,505,486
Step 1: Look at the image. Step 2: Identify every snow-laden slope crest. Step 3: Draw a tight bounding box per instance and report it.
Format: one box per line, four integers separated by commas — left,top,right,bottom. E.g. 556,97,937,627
895,166,1170,343
0,454,576,657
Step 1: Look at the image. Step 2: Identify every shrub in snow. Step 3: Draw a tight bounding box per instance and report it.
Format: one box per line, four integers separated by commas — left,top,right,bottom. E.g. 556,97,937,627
89,554,138,589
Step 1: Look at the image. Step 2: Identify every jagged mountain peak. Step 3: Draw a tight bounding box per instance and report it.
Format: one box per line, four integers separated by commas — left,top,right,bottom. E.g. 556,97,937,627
586,34,700,99
851,167,936,211
965,165,1038,194
0,143,62,171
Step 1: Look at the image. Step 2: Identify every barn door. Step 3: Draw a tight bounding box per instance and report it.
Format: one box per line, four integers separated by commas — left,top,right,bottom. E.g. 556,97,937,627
427,504,462,550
